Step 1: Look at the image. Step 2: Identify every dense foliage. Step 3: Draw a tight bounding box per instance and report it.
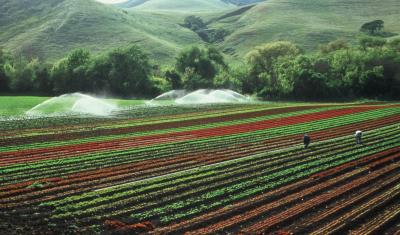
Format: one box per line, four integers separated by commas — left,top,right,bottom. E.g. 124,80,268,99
360,20,385,35
242,38,400,99
0,45,155,98
0,36,399,99
183,16,229,43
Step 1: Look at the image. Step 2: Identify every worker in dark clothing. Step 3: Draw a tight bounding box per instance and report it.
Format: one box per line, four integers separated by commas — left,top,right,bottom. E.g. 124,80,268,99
303,134,311,149
355,130,363,145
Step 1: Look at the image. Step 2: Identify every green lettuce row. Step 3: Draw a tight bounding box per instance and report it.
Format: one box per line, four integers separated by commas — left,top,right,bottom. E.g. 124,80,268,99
49,127,398,219
1,107,398,186
0,106,343,152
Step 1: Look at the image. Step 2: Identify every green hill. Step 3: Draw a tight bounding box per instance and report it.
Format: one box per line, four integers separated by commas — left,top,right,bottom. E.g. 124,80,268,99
222,0,264,6
209,0,400,58
0,0,203,63
117,0,263,8
131,0,236,13
116,0,149,8
1,0,399,64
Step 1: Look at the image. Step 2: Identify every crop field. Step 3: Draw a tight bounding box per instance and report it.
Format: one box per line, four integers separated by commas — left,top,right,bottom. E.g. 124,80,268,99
0,101,400,234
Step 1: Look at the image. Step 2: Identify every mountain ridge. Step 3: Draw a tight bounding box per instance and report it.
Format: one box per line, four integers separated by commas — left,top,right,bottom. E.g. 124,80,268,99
116,0,264,8
0,0,203,63
1,0,399,63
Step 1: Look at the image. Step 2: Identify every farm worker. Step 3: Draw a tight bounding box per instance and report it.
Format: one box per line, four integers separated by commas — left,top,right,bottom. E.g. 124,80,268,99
303,134,311,149
355,130,363,145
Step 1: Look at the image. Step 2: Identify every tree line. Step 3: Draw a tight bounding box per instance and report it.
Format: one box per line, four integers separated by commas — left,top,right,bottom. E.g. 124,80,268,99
0,36,399,100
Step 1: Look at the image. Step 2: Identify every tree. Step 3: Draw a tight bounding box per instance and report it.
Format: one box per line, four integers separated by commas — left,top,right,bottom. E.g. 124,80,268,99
360,66,385,97
51,49,91,93
86,56,112,93
51,59,69,94
108,45,153,97
176,46,226,90
4,58,36,93
245,41,301,97
213,68,241,90
67,49,91,69
359,36,386,50
283,55,330,99
360,20,384,35
181,67,205,90
150,76,171,94
388,39,400,52
164,68,182,89
182,16,206,31
33,65,53,94
319,39,349,54
66,49,91,92
0,48,12,92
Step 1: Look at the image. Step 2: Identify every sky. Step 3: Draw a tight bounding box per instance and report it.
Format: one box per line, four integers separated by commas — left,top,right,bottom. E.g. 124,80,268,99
96,0,127,4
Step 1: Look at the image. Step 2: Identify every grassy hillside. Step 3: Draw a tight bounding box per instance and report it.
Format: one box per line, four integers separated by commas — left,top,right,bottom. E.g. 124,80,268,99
116,0,149,8
0,0,203,63
116,0,263,9
1,0,399,64
222,0,264,6
132,0,236,13
209,0,400,58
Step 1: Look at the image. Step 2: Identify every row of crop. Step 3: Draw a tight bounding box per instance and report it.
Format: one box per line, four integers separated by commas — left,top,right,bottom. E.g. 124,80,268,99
0,104,274,143
0,103,252,139
0,105,391,162
0,105,339,152
2,109,396,200
2,113,398,200
5,106,398,174
126,133,398,225
349,197,400,235
0,105,322,146
44,128,400,224
309,182,400,235
1,108,398,191
46,138,355,209
56,145,400,228
140,137,400,226
0,125,298,179
2,115,396,200
154,146,400,234
240,162,400,233
186,151,400,234
39,129,379,210
0,103,247,131
3,123,373,207
5,104,381,155
287,165,400,234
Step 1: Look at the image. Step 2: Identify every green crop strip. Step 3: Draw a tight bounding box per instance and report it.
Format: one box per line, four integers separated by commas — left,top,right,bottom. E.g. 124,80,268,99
133,137,400,224
41,124,398,211
0,106,342,152
0,108,393,179
46,126,400,222
2,105,271,138
0,107,398,186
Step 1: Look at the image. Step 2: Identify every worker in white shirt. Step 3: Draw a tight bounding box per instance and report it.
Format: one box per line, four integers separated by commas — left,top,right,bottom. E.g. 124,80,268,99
355,130,363,145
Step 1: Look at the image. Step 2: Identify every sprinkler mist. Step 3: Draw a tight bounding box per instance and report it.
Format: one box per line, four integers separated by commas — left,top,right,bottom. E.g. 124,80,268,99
147,89,251,105
26,93,118,117
175,89,250,104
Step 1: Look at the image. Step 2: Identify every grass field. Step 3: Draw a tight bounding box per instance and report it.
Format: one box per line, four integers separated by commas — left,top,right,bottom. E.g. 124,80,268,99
0,98,399,234
0,96,145,116
0,96,50,116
